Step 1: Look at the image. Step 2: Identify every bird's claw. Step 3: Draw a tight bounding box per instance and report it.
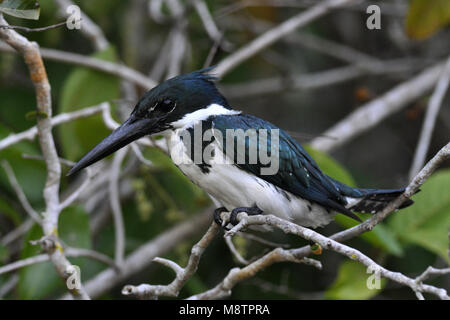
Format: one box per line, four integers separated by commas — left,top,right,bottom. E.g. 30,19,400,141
214,207,263,231
229,207,263,226
213,207,229,229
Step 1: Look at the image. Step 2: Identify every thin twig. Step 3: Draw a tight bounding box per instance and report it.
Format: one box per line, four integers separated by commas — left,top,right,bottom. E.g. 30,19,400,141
0,103,108,152
55,0,108,51
409,56,450,179
225,236,249,265
0,247,119,275
122,221,220,299
0,42,157,89
1,160,43,224
0,21,72,33
311,59,449,153
0,218,34,246
60,208,212,299
192,0,232,51
0,274,18,298
214,0,357,77
109,148,128,268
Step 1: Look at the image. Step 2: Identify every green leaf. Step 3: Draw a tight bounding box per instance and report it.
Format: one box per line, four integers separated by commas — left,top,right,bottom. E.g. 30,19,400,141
304,145,355,186
58,46,120,161
325,260,386,300
0,124,46,204
18,205,91,299
388,170,450,261
0,0,40,20
0,244,8,263
59,205,91,249
305,146,404,256
406,0,450,40
0,194,22,225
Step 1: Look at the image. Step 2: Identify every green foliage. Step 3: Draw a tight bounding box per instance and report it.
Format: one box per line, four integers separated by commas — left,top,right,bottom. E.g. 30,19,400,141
18,206,91,299
388,170,450,261
325,260,386,300
0,194,21,225
0,0,40,20
305,146,404,256
0,125,46,204
406,0,450,40
57,46,119,161
0,244,8,263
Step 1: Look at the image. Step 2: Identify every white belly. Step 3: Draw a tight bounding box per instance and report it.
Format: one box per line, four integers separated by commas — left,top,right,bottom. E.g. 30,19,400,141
165,131,335,228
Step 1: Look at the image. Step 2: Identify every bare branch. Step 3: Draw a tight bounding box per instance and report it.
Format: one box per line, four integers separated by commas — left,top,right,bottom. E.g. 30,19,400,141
0,218,34,247
122,221,219,299
192,0,232,51
0,275,18,298
409,57,450,179
215,213,449,300
225,236,249,265
188,246,319,300
0,20,72,33
0,247,119,275
55,0,108,51
0,254,49,275
0,14,90,300
58,164,93,211
311,58,449,153
0,42,157,89
65,247,119,271
291,141,450,250
221,60,419,99
237,232,290,249
415,267,450,284
214,0,357,77
109,148,128,267
0,103,108,152
60,208,212,299
187,143,450,300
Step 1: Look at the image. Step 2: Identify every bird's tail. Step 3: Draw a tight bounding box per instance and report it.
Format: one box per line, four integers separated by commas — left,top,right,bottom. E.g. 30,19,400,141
345,188,414,214
328,177,415,215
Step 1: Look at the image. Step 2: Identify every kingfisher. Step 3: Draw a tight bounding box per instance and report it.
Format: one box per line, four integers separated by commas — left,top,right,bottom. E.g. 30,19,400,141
68,68,413,229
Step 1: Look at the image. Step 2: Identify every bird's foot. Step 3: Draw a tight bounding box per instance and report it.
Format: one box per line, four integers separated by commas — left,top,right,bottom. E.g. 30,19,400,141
213,207,229,228
230,207,263,226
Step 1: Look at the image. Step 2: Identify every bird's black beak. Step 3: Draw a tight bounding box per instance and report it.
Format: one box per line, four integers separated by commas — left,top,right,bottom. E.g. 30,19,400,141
67,116,157,176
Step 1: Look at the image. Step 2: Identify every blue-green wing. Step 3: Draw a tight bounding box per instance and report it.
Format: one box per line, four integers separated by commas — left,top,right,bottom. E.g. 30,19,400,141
210,113,353,214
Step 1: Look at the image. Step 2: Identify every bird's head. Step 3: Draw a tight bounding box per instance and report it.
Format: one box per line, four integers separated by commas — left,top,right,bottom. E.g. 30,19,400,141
67,67,230,176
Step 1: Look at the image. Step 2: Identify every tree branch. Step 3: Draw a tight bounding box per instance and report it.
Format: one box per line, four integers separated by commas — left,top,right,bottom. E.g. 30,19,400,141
409,57,450,179
60,208,213,299
0,42,156,89
310,58,450,153
0,14,90,300
0,21,70,33
122,221,220,299
214,0,357,77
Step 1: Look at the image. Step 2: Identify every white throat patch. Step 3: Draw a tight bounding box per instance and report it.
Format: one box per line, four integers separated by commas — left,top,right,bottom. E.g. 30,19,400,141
170,103,241,129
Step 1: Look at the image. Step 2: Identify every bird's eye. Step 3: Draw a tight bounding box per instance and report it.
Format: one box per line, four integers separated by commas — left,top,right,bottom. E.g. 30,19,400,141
156,98,174,113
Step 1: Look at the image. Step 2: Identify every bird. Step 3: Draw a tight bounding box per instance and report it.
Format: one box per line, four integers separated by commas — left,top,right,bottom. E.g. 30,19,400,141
67,68,413,229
